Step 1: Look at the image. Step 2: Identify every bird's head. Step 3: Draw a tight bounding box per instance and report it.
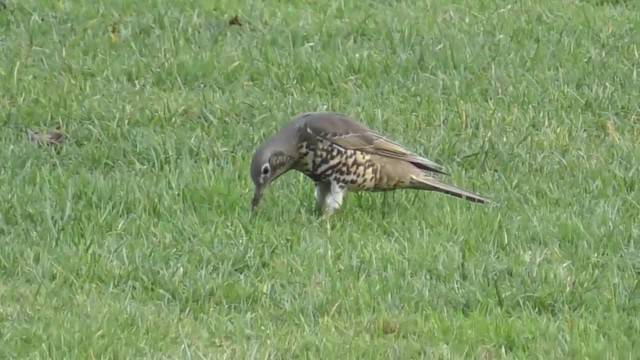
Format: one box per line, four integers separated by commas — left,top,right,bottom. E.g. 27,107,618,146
250,141,296,211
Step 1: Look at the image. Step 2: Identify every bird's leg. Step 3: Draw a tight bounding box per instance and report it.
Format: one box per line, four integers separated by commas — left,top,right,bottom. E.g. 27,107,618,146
315,182,332,211
321,181,347,216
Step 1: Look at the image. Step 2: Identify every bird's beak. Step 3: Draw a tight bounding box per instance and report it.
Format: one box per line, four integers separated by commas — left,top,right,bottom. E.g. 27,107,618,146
251,184,264,212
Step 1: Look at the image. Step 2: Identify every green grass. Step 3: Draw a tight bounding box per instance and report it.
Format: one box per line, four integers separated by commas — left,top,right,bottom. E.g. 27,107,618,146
1,0,639,357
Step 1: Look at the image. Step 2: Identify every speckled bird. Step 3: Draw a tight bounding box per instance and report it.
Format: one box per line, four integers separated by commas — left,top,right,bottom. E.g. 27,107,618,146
250,112,490,215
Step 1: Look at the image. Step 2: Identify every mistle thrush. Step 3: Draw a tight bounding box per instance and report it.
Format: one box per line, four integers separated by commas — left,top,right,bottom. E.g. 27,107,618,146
250,112,490,214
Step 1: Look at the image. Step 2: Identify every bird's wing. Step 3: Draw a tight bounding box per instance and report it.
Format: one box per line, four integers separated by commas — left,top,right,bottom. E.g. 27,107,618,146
300,113,449,175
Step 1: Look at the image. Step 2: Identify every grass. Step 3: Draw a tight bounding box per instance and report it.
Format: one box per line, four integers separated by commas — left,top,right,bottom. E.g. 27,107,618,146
1,0,639,357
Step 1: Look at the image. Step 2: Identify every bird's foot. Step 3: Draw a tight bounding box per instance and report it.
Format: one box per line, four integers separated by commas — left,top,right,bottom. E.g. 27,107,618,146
319,207,338,220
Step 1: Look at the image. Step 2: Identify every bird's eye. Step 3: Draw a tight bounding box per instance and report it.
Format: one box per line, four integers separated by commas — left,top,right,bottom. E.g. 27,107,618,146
261,164,270,175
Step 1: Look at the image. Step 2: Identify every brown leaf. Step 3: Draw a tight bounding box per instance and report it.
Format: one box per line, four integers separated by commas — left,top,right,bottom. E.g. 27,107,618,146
605,118,619,143
380,319,399,335
108,22,120,43
28,129,67,147
228,15,242,26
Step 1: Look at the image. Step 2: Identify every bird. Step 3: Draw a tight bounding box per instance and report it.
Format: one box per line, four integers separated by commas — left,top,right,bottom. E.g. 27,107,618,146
250,111,491,215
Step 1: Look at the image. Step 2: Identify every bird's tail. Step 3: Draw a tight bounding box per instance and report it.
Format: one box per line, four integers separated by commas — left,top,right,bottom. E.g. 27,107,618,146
409,174,489,204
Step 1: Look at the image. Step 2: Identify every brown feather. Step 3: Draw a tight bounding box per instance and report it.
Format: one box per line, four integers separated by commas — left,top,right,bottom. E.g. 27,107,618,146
298,112,448,175
409,174,489,204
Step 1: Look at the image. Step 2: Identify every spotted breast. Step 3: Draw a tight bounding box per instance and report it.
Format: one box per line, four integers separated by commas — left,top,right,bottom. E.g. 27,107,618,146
294,138,380,191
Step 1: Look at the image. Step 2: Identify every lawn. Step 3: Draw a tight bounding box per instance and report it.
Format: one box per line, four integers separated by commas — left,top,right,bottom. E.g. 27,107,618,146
1,0,638,358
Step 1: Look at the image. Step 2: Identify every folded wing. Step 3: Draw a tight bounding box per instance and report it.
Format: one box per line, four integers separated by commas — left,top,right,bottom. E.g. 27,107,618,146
300,113,448,175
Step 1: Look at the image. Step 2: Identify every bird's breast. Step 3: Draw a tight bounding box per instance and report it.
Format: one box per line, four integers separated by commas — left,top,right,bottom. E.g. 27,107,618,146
293,139,380,189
